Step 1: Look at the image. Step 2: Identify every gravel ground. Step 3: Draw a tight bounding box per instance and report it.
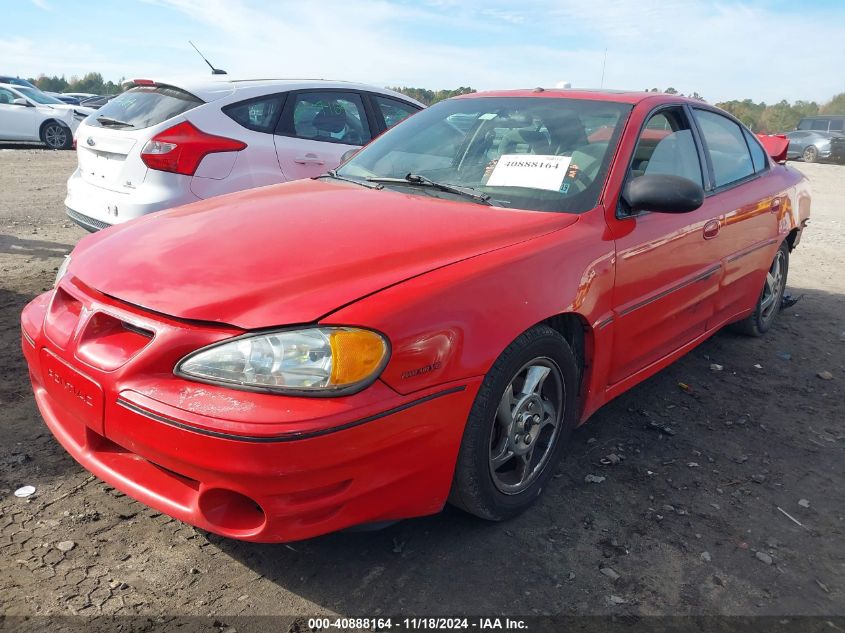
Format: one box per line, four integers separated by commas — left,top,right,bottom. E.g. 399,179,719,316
0,149,843,622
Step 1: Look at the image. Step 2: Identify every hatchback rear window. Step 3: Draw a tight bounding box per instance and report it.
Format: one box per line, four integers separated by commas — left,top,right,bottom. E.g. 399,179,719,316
87,85,203,130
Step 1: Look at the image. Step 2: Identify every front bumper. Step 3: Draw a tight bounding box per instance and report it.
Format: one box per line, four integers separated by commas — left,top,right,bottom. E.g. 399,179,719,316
21,283,479,542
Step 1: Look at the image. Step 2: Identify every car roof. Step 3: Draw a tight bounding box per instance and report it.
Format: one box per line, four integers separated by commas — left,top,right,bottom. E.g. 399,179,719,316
456,88,701,106
127,76,425,107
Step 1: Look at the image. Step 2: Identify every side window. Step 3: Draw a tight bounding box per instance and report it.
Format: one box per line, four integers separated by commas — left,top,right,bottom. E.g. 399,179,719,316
373,95,419,130
742,128,768,173
810,119,829,131
223,94,284,133
830,119,844,132
693,109,754,188
282,91,370,146
0,88,16,104
630,108,703,186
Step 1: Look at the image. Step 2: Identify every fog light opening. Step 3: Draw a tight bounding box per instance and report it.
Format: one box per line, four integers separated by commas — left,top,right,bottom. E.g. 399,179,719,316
198,488,266,534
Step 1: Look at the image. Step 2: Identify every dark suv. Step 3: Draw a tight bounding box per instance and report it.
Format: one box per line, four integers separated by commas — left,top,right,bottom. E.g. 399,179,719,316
797,115,845,134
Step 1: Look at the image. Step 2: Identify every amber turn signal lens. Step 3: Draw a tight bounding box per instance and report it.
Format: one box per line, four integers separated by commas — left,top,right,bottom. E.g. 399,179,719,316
329,329,388,386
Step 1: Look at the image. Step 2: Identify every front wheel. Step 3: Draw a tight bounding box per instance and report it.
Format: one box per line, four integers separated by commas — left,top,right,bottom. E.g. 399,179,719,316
731,241,789,337
41,122,72,150
449,325,578,521
802,145,819,163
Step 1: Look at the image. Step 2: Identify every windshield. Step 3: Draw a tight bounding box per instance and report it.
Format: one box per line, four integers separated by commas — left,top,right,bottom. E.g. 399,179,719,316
15,86,64,105
338,96,632,213
88,85,203,129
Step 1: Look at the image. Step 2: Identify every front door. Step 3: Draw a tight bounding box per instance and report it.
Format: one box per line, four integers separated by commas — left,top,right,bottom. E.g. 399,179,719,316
0,87,39,140
606,106,720,384
274,90,372,181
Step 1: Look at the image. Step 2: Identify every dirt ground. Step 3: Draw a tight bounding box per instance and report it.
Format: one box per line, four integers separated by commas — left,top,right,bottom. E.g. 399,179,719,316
0,148,843,622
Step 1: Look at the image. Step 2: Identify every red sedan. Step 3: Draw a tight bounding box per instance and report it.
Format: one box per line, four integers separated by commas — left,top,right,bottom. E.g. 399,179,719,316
21,90,810,542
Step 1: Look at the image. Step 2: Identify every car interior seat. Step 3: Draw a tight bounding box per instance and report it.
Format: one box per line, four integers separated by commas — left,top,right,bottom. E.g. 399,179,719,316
312,102,362,145
545,113,589,156
643,129,702,185
498,128,552,156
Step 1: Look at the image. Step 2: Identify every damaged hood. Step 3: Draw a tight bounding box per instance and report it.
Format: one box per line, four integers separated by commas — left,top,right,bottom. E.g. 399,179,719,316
70,179,576,329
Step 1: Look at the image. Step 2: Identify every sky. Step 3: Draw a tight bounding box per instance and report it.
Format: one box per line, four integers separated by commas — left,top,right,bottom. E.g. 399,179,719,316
4,0,844,104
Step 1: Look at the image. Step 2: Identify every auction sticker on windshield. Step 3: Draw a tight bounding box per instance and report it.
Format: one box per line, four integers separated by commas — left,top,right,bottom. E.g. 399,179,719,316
486,154,572,191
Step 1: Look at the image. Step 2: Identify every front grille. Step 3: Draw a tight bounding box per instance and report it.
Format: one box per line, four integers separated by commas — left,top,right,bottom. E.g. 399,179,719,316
66,207,112,232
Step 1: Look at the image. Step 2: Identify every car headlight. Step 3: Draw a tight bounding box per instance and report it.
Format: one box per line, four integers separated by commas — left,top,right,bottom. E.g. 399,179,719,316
55,255,71,287
176,327,390,395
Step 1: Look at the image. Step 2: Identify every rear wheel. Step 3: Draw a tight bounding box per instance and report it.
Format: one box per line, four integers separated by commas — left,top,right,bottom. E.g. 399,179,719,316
41,122,72,150
731,241,789,337
802,145,819,163
449,325,578,520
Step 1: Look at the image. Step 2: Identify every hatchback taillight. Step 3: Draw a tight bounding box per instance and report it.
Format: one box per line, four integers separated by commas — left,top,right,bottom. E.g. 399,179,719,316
140,121,246,176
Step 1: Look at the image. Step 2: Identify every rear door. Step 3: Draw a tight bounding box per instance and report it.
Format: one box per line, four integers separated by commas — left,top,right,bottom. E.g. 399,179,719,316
77,85,203,193
273,90,372,181
690,107,780,327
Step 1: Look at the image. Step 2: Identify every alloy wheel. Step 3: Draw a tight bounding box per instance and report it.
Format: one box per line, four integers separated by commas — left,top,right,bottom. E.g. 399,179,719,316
44,124,68,150
760,248,786,322
489,358,564,495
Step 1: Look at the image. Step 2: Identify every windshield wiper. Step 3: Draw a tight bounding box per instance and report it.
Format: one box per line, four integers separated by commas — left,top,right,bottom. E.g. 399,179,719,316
319,170,383,190
96,116,134,128
366,173,492,205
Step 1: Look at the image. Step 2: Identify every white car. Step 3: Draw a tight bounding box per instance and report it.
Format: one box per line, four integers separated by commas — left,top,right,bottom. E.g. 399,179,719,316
0,83,94,149
65,77,424,231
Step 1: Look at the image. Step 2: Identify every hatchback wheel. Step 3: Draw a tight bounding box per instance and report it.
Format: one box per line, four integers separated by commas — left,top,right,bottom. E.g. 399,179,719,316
42,123,71,150
731,241,789,337
449,325,578,520
802,145,819,163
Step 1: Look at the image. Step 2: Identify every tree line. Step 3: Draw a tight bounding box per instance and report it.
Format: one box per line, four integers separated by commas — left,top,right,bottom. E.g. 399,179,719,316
715,94,845,133
388,86,476,105
28,72,124,96
21,72,845,133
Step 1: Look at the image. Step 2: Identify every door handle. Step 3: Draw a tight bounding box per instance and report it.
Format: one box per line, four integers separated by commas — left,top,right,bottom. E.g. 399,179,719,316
294,154,325,165
703,218,721,240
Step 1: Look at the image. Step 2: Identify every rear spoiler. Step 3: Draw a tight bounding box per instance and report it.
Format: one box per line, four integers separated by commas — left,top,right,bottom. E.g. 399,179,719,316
756,134,788,164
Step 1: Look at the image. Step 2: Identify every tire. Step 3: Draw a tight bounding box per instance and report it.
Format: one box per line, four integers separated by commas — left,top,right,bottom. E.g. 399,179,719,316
449,324,579,521
802,145,819,163
731,241,789,337
41,122,72,150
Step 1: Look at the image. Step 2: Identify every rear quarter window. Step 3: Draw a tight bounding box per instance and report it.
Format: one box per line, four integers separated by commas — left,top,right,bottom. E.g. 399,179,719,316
223,94,285,133
88,86,203,130
742,128,768,173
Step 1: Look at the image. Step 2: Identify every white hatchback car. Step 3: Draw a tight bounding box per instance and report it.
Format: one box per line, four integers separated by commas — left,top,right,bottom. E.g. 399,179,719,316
0,83,93,149
65,77,423,231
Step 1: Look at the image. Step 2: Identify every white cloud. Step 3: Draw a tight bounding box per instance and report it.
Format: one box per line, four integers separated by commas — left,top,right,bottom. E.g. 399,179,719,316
141,0,845,102
6,0,845,103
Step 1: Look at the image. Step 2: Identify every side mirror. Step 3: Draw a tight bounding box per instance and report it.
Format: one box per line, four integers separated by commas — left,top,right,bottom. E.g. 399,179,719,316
340,148,360,164
622,174,704,214
11,98,32,107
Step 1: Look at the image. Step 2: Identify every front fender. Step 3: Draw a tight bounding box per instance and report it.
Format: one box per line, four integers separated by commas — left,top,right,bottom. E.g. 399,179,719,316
321,209,615,419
